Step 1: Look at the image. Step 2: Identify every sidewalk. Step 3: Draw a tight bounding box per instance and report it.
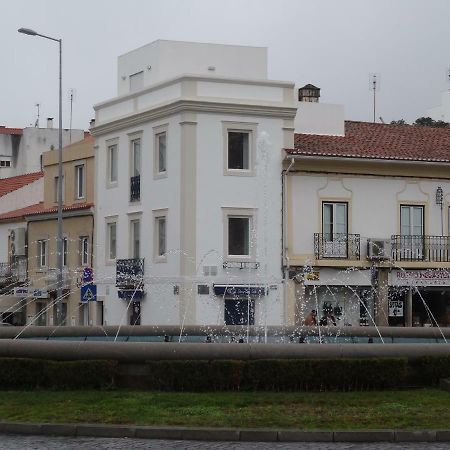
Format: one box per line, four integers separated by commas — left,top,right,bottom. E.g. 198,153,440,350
0,422,449,443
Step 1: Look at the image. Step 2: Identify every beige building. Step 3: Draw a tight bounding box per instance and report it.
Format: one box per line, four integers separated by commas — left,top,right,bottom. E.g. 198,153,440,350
25,135,100,326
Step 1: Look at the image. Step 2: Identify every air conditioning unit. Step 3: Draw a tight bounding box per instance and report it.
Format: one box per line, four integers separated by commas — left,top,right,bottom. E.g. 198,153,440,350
367,239,390,260
10,227,26,256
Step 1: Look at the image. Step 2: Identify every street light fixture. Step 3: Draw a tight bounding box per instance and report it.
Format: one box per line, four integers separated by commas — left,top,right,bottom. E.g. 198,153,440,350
18,27,64,325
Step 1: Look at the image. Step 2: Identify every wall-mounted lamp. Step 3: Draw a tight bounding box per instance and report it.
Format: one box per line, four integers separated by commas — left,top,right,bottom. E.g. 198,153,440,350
436,186,444,235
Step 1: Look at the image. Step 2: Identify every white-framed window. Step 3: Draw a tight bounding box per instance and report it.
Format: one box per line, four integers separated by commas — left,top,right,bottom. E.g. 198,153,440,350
63,237,68,266
153,125,168,178
223,122,257,176
54,175,65,203
38,239,47,267
107,142,118,186
129,71,144,93
153,210,168,261
75,164,85,199
79,236,89,266
129,136,141,202
106,221,117,261
400,205,424,236
223,208,256,260
0,160,11,167
130,219,140,259
322,202,348,258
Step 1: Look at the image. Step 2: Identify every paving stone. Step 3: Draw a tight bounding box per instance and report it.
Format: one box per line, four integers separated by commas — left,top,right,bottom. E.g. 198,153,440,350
334,430,394,442
278,430,333,442
395,430,436,442
2,422,42,435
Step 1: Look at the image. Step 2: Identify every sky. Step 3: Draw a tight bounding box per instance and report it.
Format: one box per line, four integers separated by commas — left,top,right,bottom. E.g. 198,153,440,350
1,0,450,131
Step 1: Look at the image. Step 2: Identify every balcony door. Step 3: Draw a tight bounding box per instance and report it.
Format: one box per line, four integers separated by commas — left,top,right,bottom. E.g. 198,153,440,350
322,202,348,257
400,205,424,260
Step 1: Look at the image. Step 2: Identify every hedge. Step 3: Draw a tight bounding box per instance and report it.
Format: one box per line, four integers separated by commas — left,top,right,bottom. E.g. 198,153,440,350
0,356,448,391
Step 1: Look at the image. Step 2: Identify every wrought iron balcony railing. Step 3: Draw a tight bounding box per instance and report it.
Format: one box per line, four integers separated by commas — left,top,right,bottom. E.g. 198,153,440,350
0,259,27,286
116,258,145,289
391,235,450,262
314,233,361,260
130,175,140,202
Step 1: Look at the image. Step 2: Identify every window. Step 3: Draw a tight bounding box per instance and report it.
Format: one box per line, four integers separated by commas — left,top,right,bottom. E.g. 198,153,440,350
130,220,140,259
79,236,89,266
38,240,47,267
54,175,65,203
154,213,167,260
130,137,141,202
107,222,117,260
223,208,256,260
75,164,85,199
223,122,257,176
322,202,348,258
129,71,144,93
228,217,250,256
107,143,118,185
400,205,424,236
0,160,11,167
155,131,167,175
63,237,68,266
228,132,249,170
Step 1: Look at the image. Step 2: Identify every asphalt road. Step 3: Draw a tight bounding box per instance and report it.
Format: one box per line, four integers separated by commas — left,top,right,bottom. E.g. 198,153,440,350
0,436,449,450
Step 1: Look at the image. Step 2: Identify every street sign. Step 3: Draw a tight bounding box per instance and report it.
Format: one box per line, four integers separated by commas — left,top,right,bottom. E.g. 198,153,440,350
81,284,97,302
13,287,48,298
82,267,93,284
389,299,403,317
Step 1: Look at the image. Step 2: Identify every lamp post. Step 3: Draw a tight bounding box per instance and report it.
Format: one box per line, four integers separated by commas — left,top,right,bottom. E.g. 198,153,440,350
19,28,64,325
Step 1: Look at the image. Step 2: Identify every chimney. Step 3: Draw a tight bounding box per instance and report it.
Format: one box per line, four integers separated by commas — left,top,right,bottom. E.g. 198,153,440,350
89,119,95,128
47,117,54,128
298,84,321,103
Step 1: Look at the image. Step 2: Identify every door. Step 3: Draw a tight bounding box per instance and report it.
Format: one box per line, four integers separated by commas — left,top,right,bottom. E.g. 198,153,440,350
322,202,348,257
400,205,424,260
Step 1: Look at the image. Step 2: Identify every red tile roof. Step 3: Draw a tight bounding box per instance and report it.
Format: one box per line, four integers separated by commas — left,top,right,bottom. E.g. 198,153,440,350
289,121,450,163
25,202,94,218
0,172,43,198
0,127,23,135
0,203,43,222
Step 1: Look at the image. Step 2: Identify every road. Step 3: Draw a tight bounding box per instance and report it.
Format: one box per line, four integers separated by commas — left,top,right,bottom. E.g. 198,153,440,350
0,435,448,450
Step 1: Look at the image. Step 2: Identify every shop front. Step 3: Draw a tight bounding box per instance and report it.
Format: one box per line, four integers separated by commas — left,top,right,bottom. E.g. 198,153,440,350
389,269,450,327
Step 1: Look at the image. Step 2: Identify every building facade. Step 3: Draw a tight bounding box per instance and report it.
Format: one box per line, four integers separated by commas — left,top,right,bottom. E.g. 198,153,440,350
92,40,296,326
285,115,450,328
25,136,98,326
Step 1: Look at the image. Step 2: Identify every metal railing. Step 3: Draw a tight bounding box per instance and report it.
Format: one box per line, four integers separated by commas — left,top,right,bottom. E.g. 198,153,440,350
314,233,361,260
391,235,450,262
130,175,140,202
0,259,27,285
116,258,145,289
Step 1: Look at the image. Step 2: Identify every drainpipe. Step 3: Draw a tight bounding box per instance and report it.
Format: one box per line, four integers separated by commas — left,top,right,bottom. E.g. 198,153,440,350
282,157,295,325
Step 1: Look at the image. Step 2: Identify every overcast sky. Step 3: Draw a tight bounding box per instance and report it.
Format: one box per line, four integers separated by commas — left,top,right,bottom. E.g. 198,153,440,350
2,0,449,130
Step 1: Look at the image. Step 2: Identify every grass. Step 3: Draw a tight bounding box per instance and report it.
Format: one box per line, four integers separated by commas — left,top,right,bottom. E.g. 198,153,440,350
0,389,448,429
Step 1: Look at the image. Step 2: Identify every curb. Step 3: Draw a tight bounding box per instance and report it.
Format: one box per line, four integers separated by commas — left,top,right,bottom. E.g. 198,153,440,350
0,422,449,442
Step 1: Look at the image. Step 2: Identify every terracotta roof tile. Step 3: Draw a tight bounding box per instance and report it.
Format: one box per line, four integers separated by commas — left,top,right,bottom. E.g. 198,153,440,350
0,172,43,197
0,203,44,222
0,127,23,135
25,202,94,218
289,121,450,163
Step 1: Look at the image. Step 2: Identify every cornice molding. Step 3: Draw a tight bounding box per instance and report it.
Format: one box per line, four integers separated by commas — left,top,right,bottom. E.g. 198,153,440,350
91,99,297,137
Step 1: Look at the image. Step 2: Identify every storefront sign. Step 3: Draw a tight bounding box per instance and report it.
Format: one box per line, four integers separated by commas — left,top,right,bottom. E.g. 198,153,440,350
213,285,267,297
389,300,404,317
13,287,48,298
390,269,450,287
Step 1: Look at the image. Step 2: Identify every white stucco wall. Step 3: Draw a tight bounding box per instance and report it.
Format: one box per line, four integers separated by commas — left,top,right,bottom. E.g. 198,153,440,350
0,178,43,215
427,91,450,122
294,101,345,136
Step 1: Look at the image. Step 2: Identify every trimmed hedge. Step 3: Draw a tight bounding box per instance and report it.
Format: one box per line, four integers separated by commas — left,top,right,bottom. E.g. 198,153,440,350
0,356,448,391
0,359,117,390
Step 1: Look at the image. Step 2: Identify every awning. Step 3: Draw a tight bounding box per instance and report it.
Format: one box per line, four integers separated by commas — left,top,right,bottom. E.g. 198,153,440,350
213,284,267,297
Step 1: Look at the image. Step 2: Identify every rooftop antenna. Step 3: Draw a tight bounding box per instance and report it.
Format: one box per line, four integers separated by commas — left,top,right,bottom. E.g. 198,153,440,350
68,88,76,143
369,73,380,123
34,103,40,127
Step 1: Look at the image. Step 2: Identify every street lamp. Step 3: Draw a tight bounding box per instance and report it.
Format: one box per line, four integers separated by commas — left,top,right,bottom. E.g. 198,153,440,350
18,27,64,325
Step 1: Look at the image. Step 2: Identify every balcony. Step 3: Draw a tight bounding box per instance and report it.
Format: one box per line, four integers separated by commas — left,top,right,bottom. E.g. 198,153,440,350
391,235,450,262
130,175,140,202
0,258,27,287
314,233,361,260
116,258,145,290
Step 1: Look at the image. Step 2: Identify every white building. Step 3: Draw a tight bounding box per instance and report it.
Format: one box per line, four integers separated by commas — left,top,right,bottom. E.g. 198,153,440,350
0,122,84,179
285,101,450,328
92,40,296,326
